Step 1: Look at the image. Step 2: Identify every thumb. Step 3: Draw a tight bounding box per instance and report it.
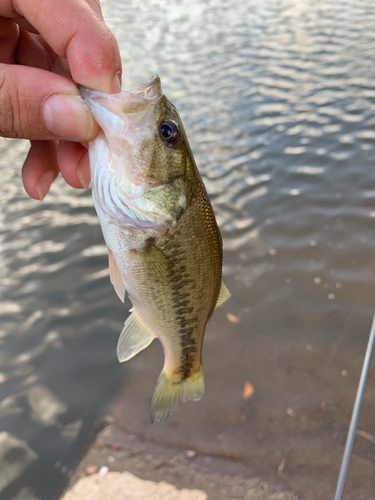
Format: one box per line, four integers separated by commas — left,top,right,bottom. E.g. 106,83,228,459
0,63,99,141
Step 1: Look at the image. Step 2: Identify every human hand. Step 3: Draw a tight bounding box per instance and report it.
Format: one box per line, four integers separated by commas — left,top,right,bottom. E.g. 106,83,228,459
0,0,122,200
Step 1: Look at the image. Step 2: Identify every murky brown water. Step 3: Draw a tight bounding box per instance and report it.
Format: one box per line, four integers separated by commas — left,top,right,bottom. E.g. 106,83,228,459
2,0,375,498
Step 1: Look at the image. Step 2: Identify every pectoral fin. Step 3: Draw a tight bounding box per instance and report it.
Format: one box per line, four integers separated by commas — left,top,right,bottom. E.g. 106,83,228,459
117,309,155,362
215,279,231,308
108,248,126,302
141,243,170,279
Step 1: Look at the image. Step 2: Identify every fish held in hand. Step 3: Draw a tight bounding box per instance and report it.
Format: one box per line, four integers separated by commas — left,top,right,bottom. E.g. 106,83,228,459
81,76,230,422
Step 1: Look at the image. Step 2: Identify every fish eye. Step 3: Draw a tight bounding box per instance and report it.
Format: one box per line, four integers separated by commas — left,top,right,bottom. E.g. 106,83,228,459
159,119,179,145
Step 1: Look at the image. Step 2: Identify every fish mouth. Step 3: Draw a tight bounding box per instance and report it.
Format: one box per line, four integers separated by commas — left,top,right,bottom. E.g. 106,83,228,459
80,75,163,134
80,75,162,112
120,75,162,114
130,75,162,100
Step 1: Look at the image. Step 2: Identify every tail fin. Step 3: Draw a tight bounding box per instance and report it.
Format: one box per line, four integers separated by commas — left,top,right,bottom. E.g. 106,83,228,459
150,366,204,423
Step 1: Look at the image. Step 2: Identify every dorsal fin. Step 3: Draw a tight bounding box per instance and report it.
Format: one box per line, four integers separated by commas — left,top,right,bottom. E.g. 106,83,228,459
215,279,231,308
117,308,155,362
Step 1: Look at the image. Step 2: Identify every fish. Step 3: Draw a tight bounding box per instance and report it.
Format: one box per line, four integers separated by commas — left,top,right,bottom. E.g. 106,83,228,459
81,75,230,422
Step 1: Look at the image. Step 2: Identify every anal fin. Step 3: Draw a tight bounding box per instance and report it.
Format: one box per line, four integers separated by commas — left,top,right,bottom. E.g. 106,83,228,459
215,279,231,308
117,309,155,362
108,248,126,302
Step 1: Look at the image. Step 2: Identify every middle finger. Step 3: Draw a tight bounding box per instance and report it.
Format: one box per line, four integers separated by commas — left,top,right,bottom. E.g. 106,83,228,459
0,16,19,63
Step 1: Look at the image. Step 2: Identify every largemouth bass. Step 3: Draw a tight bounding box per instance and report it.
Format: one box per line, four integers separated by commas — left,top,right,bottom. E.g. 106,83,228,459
81,76,230,422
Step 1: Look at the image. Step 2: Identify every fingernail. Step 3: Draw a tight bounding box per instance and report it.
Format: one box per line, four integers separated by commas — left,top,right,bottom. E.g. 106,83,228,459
111,71,122,93
36,170,56,201
44,94,95,141
76,155,91,189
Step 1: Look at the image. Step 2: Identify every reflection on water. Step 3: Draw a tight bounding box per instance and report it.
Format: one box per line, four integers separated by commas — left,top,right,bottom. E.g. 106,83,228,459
1,0,375,498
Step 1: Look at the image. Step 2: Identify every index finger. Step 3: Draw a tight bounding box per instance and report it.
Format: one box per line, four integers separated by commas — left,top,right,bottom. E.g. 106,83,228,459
2,0,122,92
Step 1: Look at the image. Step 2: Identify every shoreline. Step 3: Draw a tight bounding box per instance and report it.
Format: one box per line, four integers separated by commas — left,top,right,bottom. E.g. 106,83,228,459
60,419,297,500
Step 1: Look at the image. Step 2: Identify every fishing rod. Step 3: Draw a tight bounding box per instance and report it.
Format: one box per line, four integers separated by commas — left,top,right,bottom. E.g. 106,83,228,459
333,312,375,500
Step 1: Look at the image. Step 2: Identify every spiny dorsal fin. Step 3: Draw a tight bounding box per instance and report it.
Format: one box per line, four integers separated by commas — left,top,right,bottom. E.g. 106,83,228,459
108,248,126,303
117,309,155,362
215,279,231,309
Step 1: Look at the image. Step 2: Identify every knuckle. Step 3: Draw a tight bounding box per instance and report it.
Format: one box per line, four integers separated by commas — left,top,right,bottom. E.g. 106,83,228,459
0,72,29,139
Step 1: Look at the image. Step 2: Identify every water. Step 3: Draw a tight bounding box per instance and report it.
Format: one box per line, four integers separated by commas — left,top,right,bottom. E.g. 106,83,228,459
1,0,375,498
